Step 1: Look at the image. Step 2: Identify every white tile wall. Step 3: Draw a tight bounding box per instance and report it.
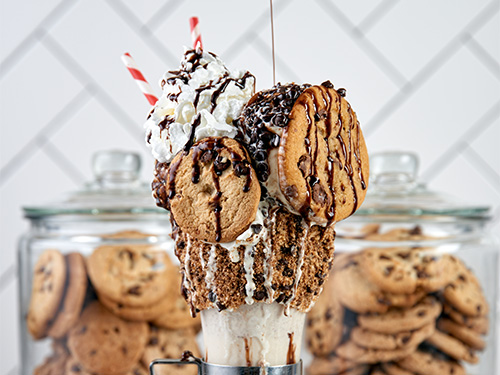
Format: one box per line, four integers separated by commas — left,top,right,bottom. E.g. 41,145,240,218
1,0,499,373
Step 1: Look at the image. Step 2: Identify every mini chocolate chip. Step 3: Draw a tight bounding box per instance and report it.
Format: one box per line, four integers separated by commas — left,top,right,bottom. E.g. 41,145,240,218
254,290,267,300
417,310,427,317
254,273,265,284
148,337,159,346
401,335,411,344
254,150,267,161
216,302,227,311
314,113,320,122
208,291,216,302
321,80,334,89
379,254,391,260
251,224,263,234
337,88,346,97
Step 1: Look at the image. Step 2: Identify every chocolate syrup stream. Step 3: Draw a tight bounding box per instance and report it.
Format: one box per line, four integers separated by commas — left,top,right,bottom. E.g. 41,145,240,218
270,0,276,85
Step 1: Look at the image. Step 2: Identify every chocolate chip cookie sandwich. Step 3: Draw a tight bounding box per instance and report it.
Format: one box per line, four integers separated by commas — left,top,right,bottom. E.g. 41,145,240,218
146,46,369,366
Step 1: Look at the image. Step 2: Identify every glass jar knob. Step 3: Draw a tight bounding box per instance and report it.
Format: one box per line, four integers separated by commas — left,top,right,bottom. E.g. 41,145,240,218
92,150,141,189
370,151,419,192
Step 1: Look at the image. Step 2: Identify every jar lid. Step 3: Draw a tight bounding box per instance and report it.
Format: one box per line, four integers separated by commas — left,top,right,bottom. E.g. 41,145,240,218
23,150,166,218
354,151,491,221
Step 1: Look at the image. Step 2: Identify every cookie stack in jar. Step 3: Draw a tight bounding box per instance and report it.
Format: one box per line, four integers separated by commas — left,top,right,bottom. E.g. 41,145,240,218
305,152,497,375
19,151,201,375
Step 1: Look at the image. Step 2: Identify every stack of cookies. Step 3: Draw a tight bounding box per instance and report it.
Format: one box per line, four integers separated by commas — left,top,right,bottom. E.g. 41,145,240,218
27,233,201,375
306,227,490,375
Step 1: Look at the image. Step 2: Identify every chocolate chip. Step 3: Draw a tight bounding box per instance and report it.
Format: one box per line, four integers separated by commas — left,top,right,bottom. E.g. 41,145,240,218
314,113,320,122
200,150,215,164
254,273,265,284
254,150,267,161
254,290,267,300
216,302,227,311
234,161,250,176
297,154,311,177
384,265,395,276
337,88,346,97
282,268,294,277
208,291,216,302
321,80,334,89
251,224,263,234
312,183,327,205
148,337,159,346
70,364,82,372
401,335,411,344
128,286,141,295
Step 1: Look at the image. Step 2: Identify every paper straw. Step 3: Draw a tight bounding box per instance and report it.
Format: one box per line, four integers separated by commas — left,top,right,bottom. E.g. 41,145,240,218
189,17,203,50
121,52,158,106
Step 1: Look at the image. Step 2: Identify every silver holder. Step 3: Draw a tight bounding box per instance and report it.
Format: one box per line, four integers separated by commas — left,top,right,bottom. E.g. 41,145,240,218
149,353,302,375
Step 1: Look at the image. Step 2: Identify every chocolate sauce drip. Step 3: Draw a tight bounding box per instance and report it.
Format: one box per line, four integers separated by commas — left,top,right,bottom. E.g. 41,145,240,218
184,114,201,153
158,116,174,132
243,337,252,367
238,83,310,182
286,332,296,365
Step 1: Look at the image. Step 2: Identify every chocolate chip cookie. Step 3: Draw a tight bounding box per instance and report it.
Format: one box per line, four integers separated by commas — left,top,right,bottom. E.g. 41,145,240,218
87,244,172,307
27,249,67,339
47,253,88,338
278,84,369,224
67,301,148,374
165,136,261,243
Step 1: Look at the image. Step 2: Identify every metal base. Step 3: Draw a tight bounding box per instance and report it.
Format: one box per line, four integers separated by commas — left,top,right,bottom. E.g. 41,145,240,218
149,353,302,375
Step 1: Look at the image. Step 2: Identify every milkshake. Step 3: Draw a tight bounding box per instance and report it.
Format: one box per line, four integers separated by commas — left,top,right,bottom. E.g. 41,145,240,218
144,47,369,367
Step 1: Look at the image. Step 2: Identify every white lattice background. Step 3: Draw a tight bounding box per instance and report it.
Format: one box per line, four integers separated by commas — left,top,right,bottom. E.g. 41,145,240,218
0,1,499,373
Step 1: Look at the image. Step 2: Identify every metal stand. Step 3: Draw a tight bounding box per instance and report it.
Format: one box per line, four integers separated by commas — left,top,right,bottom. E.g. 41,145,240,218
149,352,302,375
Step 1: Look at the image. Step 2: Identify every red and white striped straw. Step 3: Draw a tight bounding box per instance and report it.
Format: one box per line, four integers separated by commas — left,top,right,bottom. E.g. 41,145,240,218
189,17,203,50
121,52,158,106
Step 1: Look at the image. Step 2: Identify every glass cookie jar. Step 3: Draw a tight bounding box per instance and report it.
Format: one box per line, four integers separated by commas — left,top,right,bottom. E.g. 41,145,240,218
305,152,499,375
18,151,201,375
